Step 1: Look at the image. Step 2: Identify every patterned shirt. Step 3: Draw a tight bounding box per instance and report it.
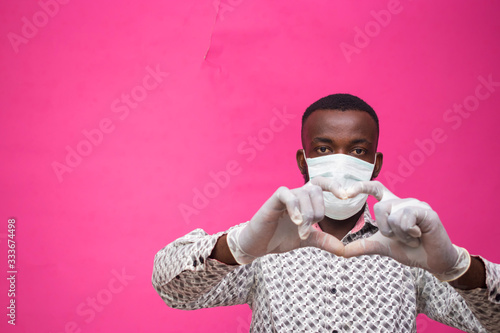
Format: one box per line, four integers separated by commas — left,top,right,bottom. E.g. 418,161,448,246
152,208,500,332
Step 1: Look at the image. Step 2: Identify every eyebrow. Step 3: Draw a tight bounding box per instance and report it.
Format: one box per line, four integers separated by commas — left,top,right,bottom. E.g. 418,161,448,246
312,137,333,144
350,138,372,145
311,137,372,145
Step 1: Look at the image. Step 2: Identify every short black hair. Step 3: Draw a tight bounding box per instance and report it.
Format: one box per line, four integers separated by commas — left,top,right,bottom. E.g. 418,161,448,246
302,93,379,134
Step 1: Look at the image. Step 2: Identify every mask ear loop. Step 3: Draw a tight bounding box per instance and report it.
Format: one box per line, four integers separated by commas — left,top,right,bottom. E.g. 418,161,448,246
370,152,379,180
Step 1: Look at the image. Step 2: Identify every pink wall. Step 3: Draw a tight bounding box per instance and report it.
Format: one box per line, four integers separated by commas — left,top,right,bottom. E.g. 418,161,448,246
1,0,499,332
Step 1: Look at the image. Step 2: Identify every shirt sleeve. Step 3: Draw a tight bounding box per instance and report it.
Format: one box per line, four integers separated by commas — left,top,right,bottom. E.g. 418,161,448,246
414,256,500,333
151,223,255,310
453,257,500,333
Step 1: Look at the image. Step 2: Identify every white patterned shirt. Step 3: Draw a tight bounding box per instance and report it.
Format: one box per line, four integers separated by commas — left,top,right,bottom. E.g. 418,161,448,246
152,209,500,332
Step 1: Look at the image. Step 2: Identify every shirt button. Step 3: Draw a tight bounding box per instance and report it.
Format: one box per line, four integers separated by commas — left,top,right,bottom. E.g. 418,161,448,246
332,330,338,333
330,287,337,294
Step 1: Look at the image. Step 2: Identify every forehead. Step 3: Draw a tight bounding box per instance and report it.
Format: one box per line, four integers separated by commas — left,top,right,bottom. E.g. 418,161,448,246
302,109,378,142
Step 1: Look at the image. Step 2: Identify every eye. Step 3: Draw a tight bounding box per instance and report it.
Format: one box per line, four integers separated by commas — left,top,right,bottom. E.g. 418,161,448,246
315,146,332,154
351,148,366,155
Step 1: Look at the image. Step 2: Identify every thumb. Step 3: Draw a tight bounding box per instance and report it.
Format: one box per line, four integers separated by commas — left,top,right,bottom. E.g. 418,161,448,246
346,180,398,202
343,233,390,258
305,229,345,256
309,177,349,200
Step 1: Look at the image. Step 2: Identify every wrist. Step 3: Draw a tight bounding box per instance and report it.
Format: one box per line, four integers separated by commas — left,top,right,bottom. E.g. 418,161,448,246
449,255,487,290
227,226,258,265
208,234,239,265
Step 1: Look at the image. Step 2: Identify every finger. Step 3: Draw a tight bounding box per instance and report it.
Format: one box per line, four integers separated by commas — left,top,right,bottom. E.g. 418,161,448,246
343,232,390,258
416,209,440,234
407,226,422,238
399,209,422,238
309,177,348,200
297,184,325,240
390,199,428,239
387,209,420,248
305,183,325,222
296,188,316,239
345,180,398,202
275,187,302,225
391,199,430,214
305,229,345,256
373,201,394,238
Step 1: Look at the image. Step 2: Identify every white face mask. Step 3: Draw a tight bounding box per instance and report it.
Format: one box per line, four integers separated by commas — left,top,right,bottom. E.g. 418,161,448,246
304,151,375,220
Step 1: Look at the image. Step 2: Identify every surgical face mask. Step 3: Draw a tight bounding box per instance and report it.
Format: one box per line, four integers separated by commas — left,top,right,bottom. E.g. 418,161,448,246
304,152,375,220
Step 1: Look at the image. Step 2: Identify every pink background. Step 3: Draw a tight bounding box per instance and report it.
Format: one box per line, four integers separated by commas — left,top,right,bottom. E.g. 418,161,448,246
1,0,499,332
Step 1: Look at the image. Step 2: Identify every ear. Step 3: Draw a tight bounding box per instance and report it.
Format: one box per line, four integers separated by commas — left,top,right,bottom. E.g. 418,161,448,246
371,152,383,179
296,149,308,180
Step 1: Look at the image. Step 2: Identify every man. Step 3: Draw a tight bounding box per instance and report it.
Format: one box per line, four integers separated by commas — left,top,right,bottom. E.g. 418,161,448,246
152,94,499,332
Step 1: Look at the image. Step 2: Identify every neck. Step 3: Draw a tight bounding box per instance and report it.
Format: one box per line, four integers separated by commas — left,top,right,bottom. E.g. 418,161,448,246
318,206,365,241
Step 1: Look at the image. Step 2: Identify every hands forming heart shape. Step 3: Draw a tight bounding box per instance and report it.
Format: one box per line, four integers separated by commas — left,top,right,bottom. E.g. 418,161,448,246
227,178,470,281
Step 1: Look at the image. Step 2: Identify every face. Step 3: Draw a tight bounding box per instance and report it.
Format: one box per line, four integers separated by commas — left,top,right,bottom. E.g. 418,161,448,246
297,109,383,181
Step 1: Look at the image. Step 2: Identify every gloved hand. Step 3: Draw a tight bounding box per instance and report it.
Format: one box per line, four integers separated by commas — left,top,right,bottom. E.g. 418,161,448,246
343,180,471,282
227,177,346,265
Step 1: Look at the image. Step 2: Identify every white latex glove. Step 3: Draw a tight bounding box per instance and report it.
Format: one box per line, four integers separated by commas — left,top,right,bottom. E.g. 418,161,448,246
343,180,471,282
227,177,346,265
